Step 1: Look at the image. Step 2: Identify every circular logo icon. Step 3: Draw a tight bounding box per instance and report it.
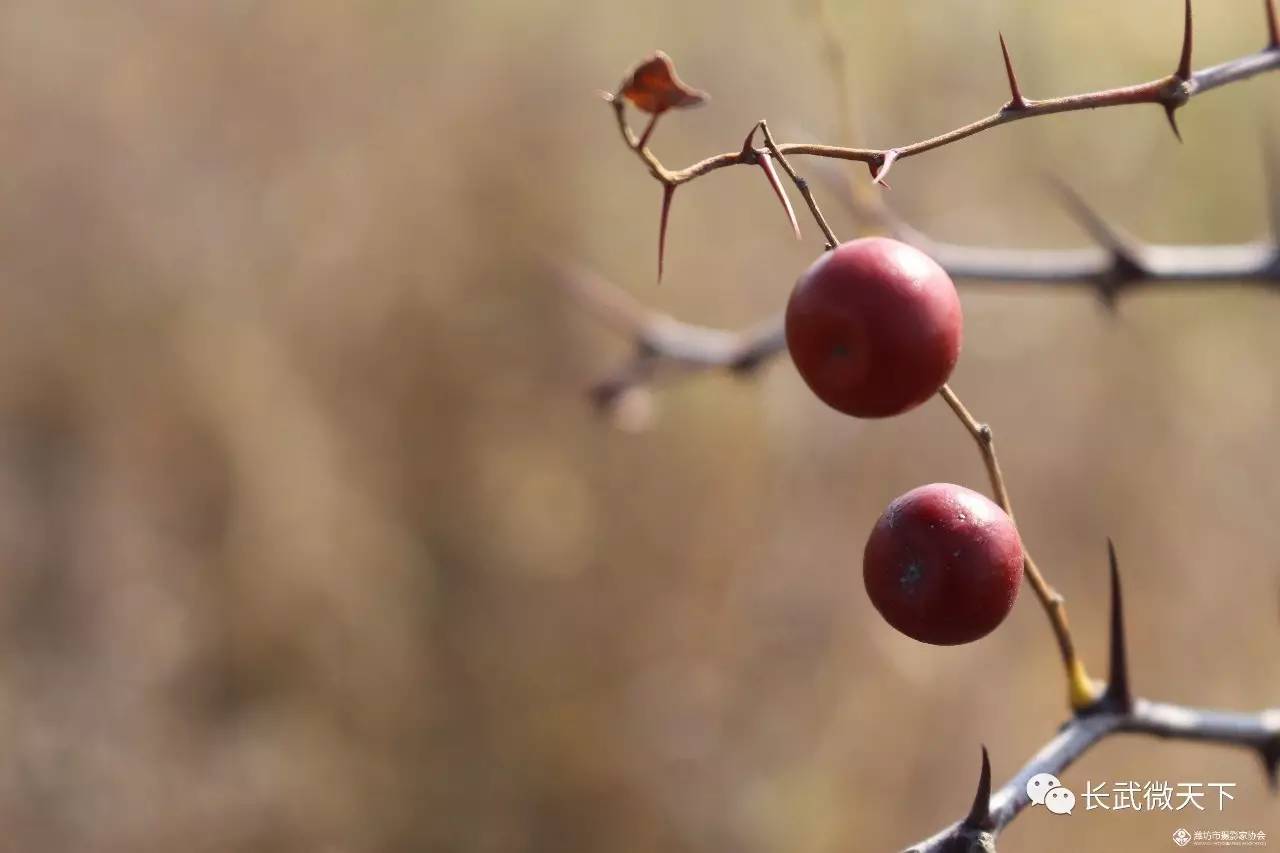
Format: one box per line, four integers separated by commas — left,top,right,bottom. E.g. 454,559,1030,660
1172,828,1192,847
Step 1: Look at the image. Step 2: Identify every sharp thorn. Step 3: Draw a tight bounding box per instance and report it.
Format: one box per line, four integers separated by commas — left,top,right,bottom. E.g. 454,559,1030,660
872,149,899,189
658,184,675,283
740,122,762,160
999,32,1027,109
1267,0,1279,48
1102,539,1133,711
963,746,994,831
1176,0,1194,81
1164,103,1184,143
756,150,802,239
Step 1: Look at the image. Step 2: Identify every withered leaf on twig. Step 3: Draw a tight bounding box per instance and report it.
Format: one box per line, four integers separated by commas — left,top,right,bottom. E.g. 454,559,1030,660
619,51,709,114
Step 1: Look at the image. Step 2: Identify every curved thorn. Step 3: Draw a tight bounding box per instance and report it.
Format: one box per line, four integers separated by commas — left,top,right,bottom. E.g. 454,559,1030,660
757,150,802,239
872,149,899,189
658,184,675,282
963,746,994,831
1164,103,1184,143
999,32,1027,109
1103,539,1133,711
1176,0,1194,81
740,121,762,160
1267,0,1279,48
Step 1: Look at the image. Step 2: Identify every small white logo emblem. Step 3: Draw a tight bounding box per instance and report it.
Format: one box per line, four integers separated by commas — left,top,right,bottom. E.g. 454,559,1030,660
1027,773,1074,816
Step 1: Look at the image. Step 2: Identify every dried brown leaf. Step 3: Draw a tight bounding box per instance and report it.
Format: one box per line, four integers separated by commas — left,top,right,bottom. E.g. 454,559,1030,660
620,51,709,114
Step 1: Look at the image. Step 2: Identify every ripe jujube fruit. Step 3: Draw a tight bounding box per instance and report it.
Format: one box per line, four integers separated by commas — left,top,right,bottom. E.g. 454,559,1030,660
863,483,1023,645
785,237,962,418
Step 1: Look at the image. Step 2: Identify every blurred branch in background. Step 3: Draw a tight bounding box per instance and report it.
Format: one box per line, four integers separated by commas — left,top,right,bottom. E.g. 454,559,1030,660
553,179,1280,417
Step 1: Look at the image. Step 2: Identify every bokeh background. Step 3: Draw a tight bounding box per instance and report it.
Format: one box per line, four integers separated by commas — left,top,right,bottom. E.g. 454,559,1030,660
0,1,1277,850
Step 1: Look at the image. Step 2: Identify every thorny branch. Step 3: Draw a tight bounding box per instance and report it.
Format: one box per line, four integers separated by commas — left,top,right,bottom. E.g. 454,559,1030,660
613,0,1279,192
579,0,1280,403
610,0,1280,282
904,546,1280,852
565,3,1280,849
554,185,1280,411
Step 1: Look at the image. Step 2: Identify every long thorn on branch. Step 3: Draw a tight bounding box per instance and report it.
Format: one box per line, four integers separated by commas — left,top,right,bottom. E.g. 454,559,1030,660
905,546,1280,851
750,142,803,240
610,1,1280,193
1097,539,1133,712
998,32,1027,111
755,120,840,249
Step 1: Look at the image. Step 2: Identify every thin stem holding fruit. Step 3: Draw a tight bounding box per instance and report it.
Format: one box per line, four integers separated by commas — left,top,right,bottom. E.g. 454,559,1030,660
755,121,840,249
937,384,1095,708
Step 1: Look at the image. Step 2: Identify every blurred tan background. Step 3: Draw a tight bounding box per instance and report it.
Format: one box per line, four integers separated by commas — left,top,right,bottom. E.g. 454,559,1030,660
0,0,1276,851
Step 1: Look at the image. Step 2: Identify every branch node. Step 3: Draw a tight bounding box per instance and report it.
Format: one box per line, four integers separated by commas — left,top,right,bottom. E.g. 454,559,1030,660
998,32,1029,111
1155,0,1196,142
866,149,899,189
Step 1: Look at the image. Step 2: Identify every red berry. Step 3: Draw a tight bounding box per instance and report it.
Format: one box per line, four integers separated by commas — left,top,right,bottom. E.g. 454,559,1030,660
863,483,1023,645
785,237,962,418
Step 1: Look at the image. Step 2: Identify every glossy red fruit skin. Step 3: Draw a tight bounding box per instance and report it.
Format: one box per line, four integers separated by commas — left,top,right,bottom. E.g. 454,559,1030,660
863,483,1023,645
785,237,962,418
